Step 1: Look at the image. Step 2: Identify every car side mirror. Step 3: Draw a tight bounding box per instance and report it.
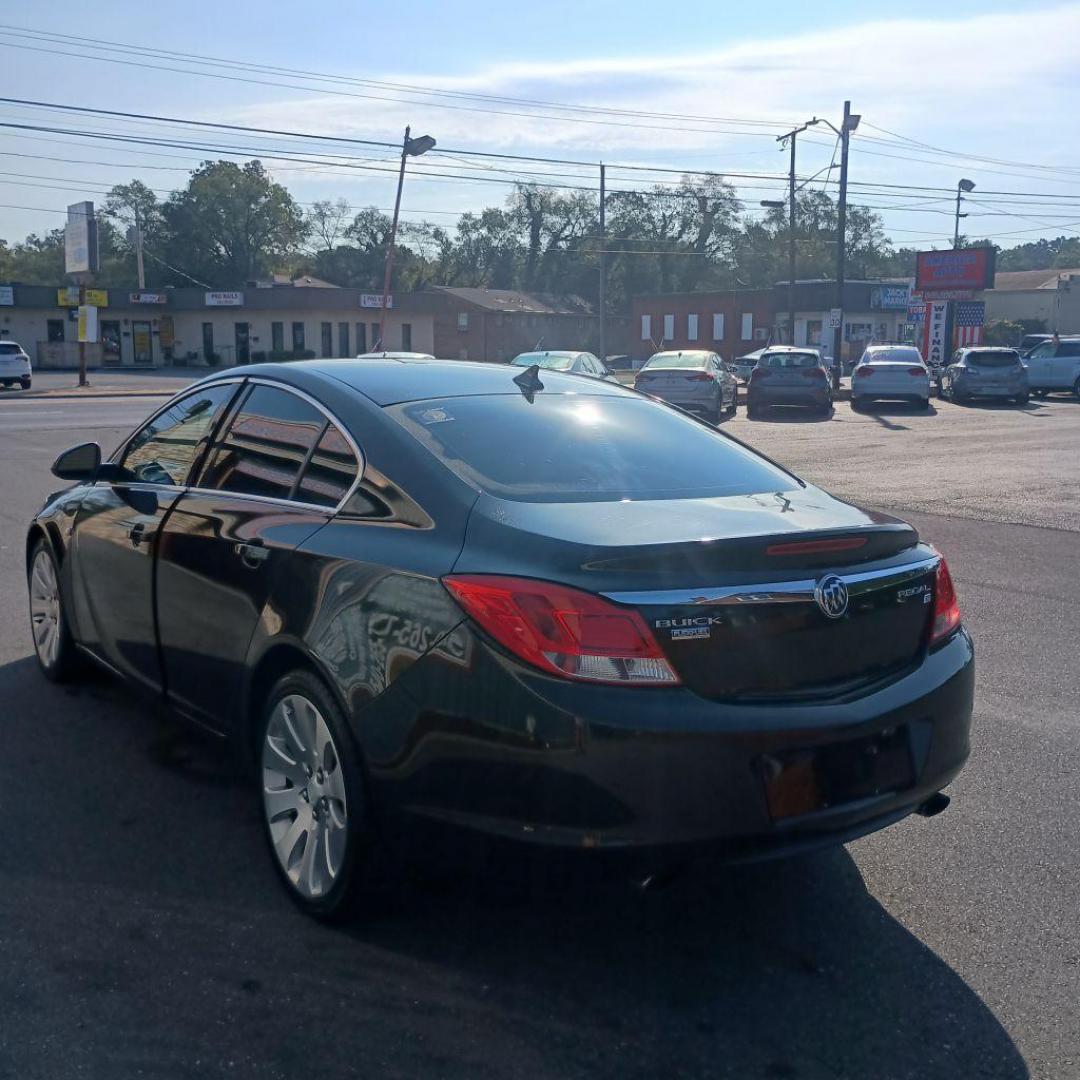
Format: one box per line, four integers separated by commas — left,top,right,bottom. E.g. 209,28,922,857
51,442,101,480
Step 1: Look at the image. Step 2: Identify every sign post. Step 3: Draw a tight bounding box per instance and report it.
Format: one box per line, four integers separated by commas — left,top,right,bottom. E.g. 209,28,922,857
65,201,99,387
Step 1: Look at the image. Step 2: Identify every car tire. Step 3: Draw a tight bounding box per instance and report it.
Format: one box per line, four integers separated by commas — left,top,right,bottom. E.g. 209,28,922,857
851,396,863,412
19,377,31,390
1033,388,1049,398
728,391,738,416
1074,376,1080,399
919,397,931,410
27,540,81,682
1014,393,1030,406
258,669,389,922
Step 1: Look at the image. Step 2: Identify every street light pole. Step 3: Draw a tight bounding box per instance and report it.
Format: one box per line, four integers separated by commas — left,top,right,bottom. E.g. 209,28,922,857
598,162,607,364
378,125,436,350
954,178,975,249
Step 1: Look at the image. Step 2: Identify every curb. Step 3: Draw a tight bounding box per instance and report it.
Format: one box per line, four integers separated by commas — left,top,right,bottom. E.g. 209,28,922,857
0,388,180,401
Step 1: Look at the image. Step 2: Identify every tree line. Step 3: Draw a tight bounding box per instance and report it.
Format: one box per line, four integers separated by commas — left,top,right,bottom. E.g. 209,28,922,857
0,159,1074,308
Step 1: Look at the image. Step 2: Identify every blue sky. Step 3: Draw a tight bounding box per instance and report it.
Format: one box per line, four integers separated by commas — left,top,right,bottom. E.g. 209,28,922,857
2,2,1079,254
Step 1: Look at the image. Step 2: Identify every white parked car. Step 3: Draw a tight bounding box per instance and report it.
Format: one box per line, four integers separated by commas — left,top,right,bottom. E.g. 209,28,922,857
850,345,930,410
0,340,32,390
634,349,738,423
1024,337,1080,397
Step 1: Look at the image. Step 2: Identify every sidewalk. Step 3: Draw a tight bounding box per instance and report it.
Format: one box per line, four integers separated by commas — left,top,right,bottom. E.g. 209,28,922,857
2,366,201,401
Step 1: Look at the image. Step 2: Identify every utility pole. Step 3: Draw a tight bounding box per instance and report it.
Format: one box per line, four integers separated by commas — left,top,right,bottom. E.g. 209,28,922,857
953,178,975,248
831,101,860,387
378,125,436,351
787,134,797,346
134,212,146,290
598,163,607,364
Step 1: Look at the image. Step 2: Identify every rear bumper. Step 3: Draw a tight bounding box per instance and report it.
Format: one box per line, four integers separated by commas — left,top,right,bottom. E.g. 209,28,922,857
852,380,929,400
645,388,719,411
954,377,1027,397
749,386,831,407
371,625,975,862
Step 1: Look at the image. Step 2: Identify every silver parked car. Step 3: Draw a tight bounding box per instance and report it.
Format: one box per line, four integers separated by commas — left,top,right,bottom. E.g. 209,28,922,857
730,348,764,383
939,347,1029,405
633,349,738,422
510,350,618,382
851,345,931,410
1024,336,1080,397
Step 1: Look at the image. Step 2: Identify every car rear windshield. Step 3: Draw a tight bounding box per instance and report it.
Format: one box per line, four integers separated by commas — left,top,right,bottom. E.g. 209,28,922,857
761,352,819,369
643,353,709,370
865,348,923,365
513,354,574,371
969,350,1020,367
388,395,795,503
0,343,22,355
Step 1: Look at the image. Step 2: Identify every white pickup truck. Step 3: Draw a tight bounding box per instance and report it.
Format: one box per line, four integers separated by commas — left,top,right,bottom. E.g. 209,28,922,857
0,341,32,389
1025,336,1080,397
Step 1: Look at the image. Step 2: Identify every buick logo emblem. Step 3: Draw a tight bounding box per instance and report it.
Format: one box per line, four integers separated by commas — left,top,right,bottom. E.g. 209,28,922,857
815,574,849,619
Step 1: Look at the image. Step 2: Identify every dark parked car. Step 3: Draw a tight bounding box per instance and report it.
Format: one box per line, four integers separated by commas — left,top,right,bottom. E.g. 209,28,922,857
746,347,833,417
27,360,973,920
939,347,1029,405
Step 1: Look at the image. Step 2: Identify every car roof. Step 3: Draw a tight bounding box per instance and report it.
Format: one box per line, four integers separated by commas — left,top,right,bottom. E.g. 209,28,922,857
248,357,635,406
511,351,585,362
354,351,435,360
760,345,819,354
958,346,1017,352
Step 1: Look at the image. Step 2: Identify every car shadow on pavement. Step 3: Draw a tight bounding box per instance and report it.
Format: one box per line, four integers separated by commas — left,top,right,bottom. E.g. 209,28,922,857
1,656,1027,1080
747,406,835,423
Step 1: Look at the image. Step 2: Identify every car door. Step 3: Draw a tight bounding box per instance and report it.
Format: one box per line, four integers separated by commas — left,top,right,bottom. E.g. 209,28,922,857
1053,340,1080,388
1024,341,1055,389
70,382,241,693
711,354,734,404
154,381,361,730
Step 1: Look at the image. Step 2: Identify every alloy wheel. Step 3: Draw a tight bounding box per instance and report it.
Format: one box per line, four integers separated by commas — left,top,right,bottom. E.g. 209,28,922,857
29,548,62,670
262,693,349,900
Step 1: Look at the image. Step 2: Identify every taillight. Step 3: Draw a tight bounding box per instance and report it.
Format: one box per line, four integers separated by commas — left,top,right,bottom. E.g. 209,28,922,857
750,367,771,379
686,372,713,382
443,575,679,685
907,367,926,376
855,366,874,376
930,554,962,644
801,367,825,378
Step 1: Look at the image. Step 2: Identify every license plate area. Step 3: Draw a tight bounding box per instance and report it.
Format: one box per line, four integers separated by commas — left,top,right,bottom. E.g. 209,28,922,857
760,726,914,821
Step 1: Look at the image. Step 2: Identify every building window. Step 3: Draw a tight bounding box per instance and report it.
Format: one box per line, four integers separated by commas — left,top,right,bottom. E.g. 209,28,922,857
47,319,65,342
355,322,366,354
401,322,412,350
712,313,725,341
321,321,333,358
687,313,699,341
741,313,753,341
663,314,675,341
457,312,469,331
271,321,284,353
640,314,651,341
292,322,305,353
338,322,349,358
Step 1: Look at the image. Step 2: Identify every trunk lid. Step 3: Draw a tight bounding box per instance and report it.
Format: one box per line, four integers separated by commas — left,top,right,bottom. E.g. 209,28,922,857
455,487,932,700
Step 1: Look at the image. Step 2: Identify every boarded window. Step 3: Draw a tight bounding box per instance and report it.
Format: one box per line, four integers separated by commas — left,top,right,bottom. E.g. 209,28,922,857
687,313,699,341
712,313,725,340
640,314,651,341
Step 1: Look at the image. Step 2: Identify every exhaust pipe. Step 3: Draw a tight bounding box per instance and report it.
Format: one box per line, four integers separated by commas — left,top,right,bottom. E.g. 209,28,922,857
915,792,950,818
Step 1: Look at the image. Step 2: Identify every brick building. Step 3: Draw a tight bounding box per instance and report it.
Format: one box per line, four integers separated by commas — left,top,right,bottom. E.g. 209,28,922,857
426,287,630,362
629,288,775,362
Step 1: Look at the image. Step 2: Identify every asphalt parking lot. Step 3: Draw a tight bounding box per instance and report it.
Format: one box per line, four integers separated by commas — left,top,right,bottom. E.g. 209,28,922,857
0,385,1077,1079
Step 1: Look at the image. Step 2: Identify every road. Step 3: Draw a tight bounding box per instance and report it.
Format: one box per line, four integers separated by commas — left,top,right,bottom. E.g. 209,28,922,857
0,389,1077,1079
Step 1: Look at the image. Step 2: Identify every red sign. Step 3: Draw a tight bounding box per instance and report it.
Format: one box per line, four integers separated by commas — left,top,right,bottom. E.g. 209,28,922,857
915,249,995,292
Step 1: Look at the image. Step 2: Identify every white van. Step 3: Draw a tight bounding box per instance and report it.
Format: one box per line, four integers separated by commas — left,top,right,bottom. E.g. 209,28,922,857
1024,337,1080,396
0,341,32,389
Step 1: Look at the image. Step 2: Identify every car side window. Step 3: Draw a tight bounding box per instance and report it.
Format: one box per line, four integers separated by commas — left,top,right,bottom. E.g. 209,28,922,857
295,423,360,508
1057,341,1080,357
1028,342,1055,358
199,384,330,502
120,383,237,487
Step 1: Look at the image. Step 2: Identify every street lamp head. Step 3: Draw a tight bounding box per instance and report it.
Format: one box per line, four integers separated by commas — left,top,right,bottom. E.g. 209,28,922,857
405,134,437,157
845,113,861,132
959,178,976,192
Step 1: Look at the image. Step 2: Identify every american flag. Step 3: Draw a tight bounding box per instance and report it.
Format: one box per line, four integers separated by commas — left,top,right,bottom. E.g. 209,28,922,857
955,301,985,346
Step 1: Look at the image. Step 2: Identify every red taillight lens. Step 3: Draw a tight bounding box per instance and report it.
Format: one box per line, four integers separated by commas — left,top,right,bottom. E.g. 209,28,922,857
855,366,874,376
685,372,713,382
908,367,926,376
443,575,679,685
931,555,962,644
750,367,771,379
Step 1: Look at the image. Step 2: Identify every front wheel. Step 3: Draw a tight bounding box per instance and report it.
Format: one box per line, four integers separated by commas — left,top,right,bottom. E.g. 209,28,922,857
28,540,80,681
259,670,386,921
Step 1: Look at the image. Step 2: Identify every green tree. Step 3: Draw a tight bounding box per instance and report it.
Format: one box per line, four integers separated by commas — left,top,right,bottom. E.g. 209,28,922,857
159,160,308,286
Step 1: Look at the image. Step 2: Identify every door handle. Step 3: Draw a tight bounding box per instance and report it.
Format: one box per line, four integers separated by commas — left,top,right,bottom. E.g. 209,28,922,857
234,540,270,569
124,520,155,548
